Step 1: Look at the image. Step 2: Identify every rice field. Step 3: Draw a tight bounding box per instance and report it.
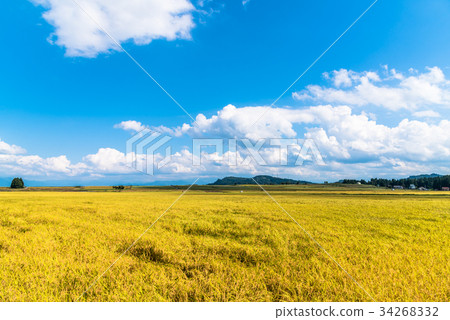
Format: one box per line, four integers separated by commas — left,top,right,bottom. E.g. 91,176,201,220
0,185,448,301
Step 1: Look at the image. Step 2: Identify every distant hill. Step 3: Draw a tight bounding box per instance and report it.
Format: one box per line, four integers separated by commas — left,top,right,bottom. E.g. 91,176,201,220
408,173,442,179
209,175,311,185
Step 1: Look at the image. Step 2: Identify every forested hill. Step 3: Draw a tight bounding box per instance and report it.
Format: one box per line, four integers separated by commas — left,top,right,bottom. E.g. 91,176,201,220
209,175,311,185
408,173,442,179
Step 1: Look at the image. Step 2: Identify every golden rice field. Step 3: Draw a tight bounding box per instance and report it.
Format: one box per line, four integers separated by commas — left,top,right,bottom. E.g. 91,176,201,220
0,185,448,302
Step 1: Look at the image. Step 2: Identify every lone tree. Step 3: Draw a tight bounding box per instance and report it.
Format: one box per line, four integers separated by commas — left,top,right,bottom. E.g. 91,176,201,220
10,177,25,189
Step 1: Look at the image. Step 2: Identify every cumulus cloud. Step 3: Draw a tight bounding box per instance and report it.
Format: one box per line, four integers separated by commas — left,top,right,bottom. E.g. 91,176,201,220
152,103,450,165
83,147,133,173
293,67,450,111
0,154,87,176
323,69,355,87
154,104,315,140
0,139,26,155
303,106,450,162
114,120,146,132
31,0,196,57
412,110,441,118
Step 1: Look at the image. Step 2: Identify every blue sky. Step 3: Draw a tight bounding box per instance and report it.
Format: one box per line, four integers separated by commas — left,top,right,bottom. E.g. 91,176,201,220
1,0,450,185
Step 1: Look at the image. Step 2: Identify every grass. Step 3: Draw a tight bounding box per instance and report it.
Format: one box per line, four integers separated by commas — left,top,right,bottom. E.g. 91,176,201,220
0,185,448,301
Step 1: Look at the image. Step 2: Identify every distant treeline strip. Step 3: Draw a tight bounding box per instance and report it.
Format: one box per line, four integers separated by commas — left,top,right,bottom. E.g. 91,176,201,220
341,175,450,189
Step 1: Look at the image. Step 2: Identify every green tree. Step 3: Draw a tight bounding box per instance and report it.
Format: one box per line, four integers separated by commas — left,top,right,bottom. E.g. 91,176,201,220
10,177,25,189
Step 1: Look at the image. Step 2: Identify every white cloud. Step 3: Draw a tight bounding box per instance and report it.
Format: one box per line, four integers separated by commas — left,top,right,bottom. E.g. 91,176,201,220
303,106,450,162
114,120,146,132
0,139,26,155
154,104,450,165
157,104,315,140
294,67,450,111
323,69,354,87
412,110,441,118
0,154,86,176
83,147,132,173
31,0,196,57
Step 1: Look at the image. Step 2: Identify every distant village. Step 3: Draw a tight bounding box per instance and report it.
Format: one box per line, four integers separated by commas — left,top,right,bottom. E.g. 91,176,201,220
391,184,449,191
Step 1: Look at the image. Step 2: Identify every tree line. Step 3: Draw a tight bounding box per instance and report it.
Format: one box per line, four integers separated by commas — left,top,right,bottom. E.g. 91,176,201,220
341,175,450,189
